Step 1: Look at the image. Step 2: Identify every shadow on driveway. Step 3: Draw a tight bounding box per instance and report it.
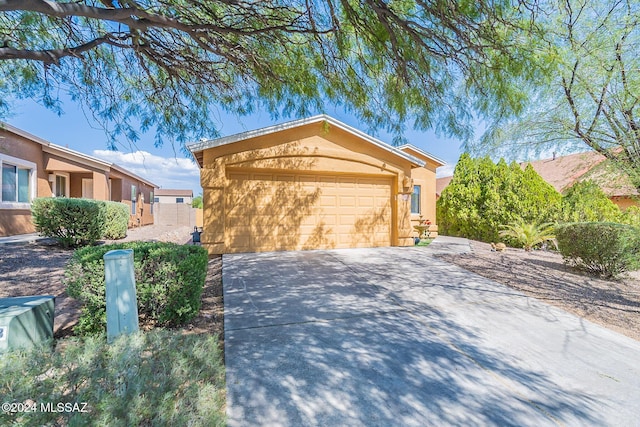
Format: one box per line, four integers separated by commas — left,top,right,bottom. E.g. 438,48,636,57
224,247,640,426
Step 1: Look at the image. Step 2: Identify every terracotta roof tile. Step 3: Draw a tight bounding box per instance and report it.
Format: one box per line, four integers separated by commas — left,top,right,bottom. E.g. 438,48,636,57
522,151,638,197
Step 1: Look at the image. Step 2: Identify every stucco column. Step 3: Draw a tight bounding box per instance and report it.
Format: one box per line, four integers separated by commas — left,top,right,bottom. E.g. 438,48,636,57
92,171,109,201
201,158,226,254
396,174,414,247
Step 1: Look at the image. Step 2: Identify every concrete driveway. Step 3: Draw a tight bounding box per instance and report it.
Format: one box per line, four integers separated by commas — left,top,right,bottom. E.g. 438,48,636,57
223,239,640,426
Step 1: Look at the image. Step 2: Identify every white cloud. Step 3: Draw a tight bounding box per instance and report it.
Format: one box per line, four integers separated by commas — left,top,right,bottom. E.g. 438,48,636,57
92,150,201,194
436,163,456,178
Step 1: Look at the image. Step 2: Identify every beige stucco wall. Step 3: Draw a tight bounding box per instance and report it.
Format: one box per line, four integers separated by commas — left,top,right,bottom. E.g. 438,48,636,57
398,146,442,238
0,129,49,236
198,121,426,254
111,171,155,227
409,165,439,238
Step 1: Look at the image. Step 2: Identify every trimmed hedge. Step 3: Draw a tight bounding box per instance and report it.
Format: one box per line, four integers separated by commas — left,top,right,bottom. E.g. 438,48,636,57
31,198,130,246
65,242,208,336
103,201,129,239
32,198,107,248
556,222,640,278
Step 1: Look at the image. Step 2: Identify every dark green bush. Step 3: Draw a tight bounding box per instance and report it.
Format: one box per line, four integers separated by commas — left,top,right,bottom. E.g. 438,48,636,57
65,242,208,336
556,222,640,278
437,154,562,242
103,201,129,239
31,198,106,248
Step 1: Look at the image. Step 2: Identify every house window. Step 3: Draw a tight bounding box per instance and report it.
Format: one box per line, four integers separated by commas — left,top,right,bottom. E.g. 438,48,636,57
55,175,68,197
150,191,154,214
0,154,36,206
131,185,137,215
411,185,421,214
2,164,29,202
153,197,159,203
176,197,184,203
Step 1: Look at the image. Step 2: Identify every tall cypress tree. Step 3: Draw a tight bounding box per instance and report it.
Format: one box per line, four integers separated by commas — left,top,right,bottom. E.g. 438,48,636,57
437,155,562,242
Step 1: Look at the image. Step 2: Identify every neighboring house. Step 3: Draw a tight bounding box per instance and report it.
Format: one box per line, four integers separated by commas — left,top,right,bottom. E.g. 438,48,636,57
522,151,639,209
0,123,158,237
154,188,193,205
436,175,453,200
153,188,202,227
188,114,445,254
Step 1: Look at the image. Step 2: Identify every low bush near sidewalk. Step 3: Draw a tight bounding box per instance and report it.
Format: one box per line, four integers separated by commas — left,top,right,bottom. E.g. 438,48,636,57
66,242,208,336
32,198,107,248
0,331,225,426
31,198,130,246
556,222,640,278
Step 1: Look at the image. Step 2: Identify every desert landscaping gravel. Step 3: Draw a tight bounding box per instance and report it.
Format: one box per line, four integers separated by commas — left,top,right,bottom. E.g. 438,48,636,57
436,240,640,342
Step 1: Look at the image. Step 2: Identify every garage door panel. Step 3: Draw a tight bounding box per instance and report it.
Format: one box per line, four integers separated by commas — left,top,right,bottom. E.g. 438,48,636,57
225,172,391,252
320,195,336,207
339,196,356,207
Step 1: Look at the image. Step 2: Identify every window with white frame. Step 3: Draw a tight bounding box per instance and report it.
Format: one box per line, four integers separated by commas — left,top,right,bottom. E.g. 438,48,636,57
150,191,154,214
411,185,421,214
54,174,68,197
131,185,137,215
0,154,36,207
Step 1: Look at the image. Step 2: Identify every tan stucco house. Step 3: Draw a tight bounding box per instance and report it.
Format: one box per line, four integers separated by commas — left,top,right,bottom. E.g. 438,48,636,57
0,123,157,237
188,115,444,254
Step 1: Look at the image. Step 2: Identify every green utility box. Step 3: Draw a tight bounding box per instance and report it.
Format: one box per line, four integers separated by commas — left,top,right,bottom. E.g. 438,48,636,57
0,295,55,353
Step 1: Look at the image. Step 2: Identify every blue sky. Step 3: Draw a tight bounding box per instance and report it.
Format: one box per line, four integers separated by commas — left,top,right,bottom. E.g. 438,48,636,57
7,98,462,195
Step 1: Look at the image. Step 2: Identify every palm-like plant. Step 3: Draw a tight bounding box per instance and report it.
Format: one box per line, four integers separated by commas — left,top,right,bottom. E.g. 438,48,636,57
499,221,557,251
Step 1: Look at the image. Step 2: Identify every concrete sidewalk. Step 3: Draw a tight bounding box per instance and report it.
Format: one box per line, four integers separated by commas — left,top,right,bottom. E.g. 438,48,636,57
223,245,640,426
0,233,45,245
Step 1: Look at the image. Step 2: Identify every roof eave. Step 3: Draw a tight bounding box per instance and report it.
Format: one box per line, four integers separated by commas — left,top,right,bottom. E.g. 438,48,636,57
187,114,426,168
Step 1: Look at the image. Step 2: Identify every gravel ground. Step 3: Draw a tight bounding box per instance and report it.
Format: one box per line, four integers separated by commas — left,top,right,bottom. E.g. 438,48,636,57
436,240,640,342
0,225,222,339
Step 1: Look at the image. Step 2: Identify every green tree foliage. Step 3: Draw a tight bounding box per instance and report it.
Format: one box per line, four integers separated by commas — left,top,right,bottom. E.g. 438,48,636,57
437,153,561,242
0,1,536,148
191,195,203,209
476,0,640,193
560,181,623,223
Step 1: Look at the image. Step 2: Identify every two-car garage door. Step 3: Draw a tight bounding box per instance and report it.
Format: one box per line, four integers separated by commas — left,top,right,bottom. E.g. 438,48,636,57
225,171,392,253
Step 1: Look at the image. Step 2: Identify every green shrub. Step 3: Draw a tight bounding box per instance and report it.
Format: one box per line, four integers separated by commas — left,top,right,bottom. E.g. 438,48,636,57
31,198,106,248
0,330,225,426
65,242,208,335
560,181,622,223
556,222,640,278
437,154,562,242
620,205,640,227
103,201,129,239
